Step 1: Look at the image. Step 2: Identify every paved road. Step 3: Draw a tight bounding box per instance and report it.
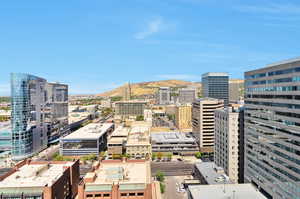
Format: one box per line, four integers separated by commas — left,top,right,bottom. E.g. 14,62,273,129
151,161,194,176
164,176,188,199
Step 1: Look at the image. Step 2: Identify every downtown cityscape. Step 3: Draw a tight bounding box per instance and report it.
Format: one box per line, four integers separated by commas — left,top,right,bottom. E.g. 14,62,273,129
0,1,300,199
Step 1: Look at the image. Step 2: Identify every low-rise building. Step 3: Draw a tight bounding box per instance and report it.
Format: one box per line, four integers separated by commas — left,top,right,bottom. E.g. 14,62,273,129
151,132,198,155
0,159,80,199
78,160,161,199
187,183,267,199
126,122,152,159
175,104,192,131
193,162,232,185
60,123,114,156
0,122,11,153
178,88,196,104
107,126,130,158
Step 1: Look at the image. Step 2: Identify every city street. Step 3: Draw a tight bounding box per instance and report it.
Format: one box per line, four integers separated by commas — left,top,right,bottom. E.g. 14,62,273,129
164,176,189,199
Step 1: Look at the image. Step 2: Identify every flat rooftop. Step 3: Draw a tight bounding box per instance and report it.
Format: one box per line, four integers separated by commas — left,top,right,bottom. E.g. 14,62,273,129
195,162,232,185
62,123,114,140
151,132,196,143
0,162,74,188
85,161,151,185
202,72,229,77
110,126,130,137
188,183,267,199
126,125,150,145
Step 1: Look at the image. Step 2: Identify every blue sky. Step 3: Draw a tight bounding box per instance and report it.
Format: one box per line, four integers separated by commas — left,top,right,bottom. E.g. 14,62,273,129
0,0,299,95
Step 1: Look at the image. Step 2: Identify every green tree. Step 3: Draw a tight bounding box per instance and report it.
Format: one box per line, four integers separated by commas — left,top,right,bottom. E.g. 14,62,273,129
152,153,157,160
166,152,172,160
195,152,202,159
156,171,165,182
110,96,122,102
157,152,163,160
136,115,144,121
160,182,166,194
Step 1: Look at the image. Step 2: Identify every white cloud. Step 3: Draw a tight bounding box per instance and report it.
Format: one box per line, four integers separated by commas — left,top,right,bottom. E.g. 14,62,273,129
155,74,199,81
134,17,165,40
236,3,300,14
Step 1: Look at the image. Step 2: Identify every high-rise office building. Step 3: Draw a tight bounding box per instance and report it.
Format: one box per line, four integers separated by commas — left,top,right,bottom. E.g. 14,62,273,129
11,73,48,160
178,88,196,104
157,87,171,105
11,73,68,160
214,106,243,183
245,57,300,199
122,82,131,101
45,82,69,144
175,104,192,131
202,72,229,105
192,98,224,153
229,79,243,103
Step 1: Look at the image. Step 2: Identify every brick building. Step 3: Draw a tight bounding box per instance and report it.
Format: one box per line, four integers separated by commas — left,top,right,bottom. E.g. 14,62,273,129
78,160,161,199
0,159,80,199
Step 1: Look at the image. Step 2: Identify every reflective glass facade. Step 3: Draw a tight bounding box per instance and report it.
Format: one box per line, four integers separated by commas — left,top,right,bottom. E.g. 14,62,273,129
245,59,300,199
11,73,48,160
202,73,229,105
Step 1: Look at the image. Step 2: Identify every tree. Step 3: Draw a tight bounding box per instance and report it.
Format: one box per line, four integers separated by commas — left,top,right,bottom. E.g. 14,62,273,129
136,115,144,121
157,152,163,160
112,154,121,159
160,182,166,194
166,152,172,160
152,153,157,160
156,171,165,182
110,96,122,102
195,152,202,159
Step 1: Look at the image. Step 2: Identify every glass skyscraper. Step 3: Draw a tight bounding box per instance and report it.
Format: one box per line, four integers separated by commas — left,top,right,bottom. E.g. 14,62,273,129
245,58,300,199
11,73,48,160
202,72,229,105
11,73,69,160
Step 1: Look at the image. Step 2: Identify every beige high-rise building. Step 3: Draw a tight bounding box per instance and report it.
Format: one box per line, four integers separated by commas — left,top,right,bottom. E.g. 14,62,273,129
192,98,224,153
214,107,240,183
175,104,192,131
122,82,131,101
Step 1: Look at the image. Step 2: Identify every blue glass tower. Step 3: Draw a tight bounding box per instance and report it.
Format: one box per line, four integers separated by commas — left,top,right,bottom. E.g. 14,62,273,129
11,73,48,160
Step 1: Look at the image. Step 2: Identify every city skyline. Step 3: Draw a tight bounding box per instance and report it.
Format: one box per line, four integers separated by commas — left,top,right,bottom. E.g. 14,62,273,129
1,0,300,95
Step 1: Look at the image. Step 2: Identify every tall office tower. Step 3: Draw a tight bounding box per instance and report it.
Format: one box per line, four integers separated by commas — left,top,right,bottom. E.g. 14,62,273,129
157,87,171,105
178,88,196,104
245,58,300,199
11,73,48,160
229,80,243,103
45,82,69,144
192,98,223,154
202,72,229,105
214,107,242,183
175,104,192,131
238,107,245,183
122,82,131,101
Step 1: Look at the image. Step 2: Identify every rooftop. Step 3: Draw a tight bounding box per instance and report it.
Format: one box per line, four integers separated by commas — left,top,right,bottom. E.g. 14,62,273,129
188,183,267,199
84,161,151,185
126,123,151,146
62,123,114,140
151,132,196,143
195,162,232,185
0,161,74,188
202,72,229,77
110,126,130,138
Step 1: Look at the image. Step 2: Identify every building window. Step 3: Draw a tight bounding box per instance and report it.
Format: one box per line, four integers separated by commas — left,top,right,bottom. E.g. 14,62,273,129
137,192,144,196
129,193,136,196
86,194,93,198
95,194,102,197
103,194,110,197
121,193,128,196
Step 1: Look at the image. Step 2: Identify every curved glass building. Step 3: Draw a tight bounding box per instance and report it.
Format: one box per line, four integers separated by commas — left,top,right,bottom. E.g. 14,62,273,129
11,73,48,160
